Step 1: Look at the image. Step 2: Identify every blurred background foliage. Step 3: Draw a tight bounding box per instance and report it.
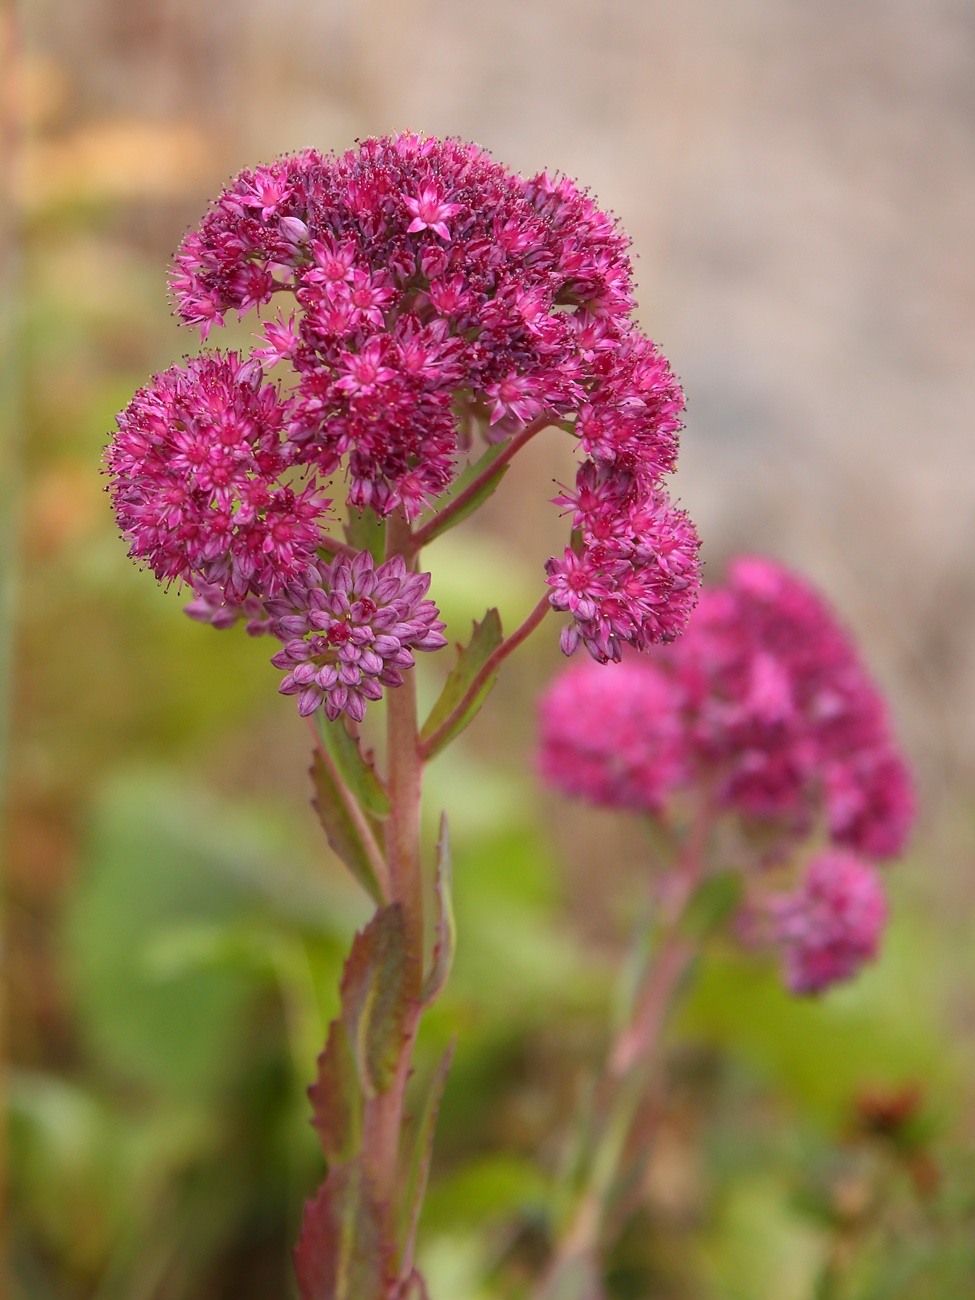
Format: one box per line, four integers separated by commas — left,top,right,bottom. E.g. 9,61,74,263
4,0,975,1296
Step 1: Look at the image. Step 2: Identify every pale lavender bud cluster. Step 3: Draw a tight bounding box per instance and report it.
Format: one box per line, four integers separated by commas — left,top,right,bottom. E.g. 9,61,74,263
769,850,887,994
266,551,447,722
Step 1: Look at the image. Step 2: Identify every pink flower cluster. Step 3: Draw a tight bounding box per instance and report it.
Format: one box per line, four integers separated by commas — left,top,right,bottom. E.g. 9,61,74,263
537,658,685,811
770,851,887,994
107,353,331,600
536,556,916,993
673,556,914,858
161,132,698,653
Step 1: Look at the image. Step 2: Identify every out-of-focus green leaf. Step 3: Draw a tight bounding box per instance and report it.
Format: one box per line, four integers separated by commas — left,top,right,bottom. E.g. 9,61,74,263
314,711,391,820
422,1154,551,1232
311,749,386,905
422,814,456,1007
64,777,261,1097
344,505,386,564
310,1019,363,1167
680,871,743,940
420,610,503,758
341,905,416,1098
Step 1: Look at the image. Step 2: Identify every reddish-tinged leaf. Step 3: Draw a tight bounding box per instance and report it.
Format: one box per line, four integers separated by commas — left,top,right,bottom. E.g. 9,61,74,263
397,1040,455,1279
419,609,503,758
310,750,385,905
309,1019,362,1166
341,904,416,1098
314,711,390,821
421,814,455,1007
294,1158,391,1300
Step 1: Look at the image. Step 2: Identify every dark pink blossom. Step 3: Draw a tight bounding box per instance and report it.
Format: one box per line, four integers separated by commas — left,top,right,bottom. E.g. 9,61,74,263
770,850,887,994
536,658,686,811
164,134,698,642
665,556,916,857
106,352,331,602
267,551,447,722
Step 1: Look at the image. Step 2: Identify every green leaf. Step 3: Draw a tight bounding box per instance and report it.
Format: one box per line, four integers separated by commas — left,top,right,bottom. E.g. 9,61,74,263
419,609,503,758
344,505,386,564
421,814,456,1007
314,711,391,820
310,751,385,905
309,1019,363,1166
397,1040,455,1276
420,442,510,544
294,1158,392,1300
680,871,743,941
340,905,416,1098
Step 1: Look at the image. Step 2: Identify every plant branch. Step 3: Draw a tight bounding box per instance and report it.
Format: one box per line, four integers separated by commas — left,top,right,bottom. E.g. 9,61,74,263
360,510,426,1208
418,593,552,762
410,414,553,553
534,808,713,1297
317,531,358,559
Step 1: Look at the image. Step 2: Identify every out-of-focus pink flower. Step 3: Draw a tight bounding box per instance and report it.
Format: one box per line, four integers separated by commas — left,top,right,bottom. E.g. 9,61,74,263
770,850,887,994
537,555,916,864
663,556,915,859
536,658,686,811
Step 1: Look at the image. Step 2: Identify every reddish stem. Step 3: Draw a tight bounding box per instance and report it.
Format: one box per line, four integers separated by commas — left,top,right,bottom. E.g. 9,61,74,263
361,511,425,1208
418,593,552,762
410,414,552,553
317,531,358,559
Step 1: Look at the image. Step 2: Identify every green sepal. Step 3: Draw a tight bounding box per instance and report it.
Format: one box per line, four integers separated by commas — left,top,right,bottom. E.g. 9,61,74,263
294,1157,392,1300
396,1040,455,1275
309,1018,363,1167
421,813,456,1007
310,750,385,906
340,904,416,1098
419,609,503,758
315,711,391,820
679,871,743,940
420,442,509,545
344,505,386,564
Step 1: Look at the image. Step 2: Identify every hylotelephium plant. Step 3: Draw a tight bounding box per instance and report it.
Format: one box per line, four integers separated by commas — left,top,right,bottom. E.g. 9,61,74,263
533,554,916,1296
105,133,701,1299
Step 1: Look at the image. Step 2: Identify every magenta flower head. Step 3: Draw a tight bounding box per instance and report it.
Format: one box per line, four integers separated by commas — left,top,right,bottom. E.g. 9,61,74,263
107,352,332,601
267,550,447,723
107,134,701,720
536,657,686,811
162,133,699,648
769,850,887,994
668,556,916,859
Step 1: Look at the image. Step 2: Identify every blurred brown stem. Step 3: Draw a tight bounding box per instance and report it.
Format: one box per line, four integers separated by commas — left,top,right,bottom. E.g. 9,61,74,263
534,813,710,1298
